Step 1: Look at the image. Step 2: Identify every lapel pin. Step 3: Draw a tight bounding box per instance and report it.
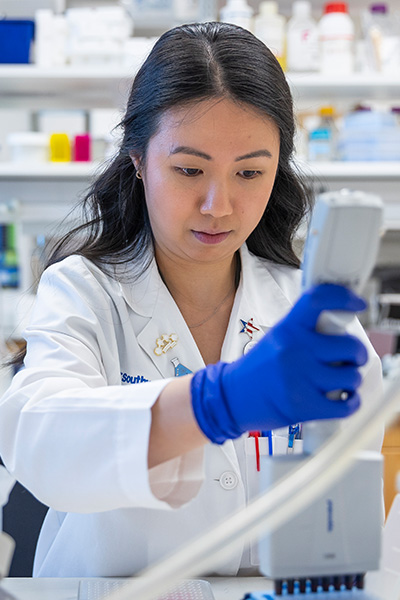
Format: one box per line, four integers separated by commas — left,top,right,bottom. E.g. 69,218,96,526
240,318,260,339
171,357,193,377
154,333,178,356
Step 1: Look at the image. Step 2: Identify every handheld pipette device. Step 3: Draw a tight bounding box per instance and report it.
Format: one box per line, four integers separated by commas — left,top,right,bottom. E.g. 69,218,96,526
301,188,382,295
257,189,384,596
301,188,383,449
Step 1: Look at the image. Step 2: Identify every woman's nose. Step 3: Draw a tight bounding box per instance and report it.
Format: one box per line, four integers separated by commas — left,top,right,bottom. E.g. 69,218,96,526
200,182,234,217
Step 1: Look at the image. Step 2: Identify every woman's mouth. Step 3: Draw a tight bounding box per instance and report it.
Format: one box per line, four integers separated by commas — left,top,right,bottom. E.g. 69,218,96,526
192,230,231,245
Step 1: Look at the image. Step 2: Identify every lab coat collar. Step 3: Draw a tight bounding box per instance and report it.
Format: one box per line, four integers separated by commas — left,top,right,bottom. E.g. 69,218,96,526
237,243,296,330
118,244,297,377
117,253,162,319
117,244,295,328
219,245,296,364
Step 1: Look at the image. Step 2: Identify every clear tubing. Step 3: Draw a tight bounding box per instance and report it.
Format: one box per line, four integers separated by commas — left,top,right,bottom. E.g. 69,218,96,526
107,370,400,600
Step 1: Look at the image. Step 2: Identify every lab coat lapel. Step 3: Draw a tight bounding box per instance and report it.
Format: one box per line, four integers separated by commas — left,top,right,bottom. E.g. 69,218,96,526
117,256,203,379
221,244,297,363
137,303,205,380
127,265,206,379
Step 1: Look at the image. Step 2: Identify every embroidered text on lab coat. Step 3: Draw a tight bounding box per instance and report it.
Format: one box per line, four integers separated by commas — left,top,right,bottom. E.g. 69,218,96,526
120,372,149,384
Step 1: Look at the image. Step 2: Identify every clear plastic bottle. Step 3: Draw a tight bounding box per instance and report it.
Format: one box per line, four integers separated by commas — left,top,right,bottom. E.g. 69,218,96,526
254,1,286,70
287,1,319,72
308,105,337,162
220,0,253,31
318,2,355,74
391,106,400,127
363,3,400,74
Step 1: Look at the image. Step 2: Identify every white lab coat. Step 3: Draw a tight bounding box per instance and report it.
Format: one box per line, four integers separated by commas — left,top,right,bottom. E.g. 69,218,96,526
0,244,383,577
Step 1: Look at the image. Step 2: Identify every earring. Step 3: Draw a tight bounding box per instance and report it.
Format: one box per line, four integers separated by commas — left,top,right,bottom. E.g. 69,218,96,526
136,171,142,180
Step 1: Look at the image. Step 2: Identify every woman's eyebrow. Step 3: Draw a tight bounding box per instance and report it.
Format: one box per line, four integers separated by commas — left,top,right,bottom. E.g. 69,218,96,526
235,149,272,161
170,146,273,161
170,146,212,160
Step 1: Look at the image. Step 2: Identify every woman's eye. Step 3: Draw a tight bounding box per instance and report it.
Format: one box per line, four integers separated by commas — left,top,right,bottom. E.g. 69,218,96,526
177,167,202,177
239,170,261,179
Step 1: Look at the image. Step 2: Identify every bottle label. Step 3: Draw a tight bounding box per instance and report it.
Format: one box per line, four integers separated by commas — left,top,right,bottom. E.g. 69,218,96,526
320,38,354,73
287,27,319,71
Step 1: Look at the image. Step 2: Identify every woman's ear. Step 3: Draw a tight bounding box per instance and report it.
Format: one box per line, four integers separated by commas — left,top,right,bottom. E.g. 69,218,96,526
129,152,142,173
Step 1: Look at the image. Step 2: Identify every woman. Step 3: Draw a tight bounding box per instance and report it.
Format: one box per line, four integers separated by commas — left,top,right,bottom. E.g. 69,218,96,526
0,22,381,577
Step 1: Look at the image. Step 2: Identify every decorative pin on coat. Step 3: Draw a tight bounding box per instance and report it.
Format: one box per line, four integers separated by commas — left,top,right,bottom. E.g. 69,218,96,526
240,318,260,339
171,358,193,377
240,318,261,354
154,333,178,356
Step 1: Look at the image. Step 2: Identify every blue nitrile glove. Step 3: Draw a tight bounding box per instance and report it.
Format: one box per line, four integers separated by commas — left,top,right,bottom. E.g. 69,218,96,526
191,284,368,444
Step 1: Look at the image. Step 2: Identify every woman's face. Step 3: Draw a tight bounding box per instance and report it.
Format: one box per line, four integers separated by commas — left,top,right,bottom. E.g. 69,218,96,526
133,98,280,271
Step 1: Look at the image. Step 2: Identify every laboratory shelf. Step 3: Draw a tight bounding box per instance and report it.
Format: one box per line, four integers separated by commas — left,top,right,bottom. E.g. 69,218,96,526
0,65,137,109
0,161,399,180
1,66,400,108
286,72,400,100
298,161,400,180
0,161,105,179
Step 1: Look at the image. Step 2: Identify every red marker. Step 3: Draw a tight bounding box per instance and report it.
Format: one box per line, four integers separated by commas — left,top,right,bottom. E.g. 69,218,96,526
249,431,261,472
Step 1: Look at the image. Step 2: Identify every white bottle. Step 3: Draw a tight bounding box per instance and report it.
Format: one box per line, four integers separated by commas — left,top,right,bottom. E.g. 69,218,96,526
287,1,318,72
254,1,286,69
318,2,355,74
35,9,67,67
220,0,253,32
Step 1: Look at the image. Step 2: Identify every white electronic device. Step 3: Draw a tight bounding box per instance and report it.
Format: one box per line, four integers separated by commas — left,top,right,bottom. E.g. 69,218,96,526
301,189,383,295
258,451,383,596
258,190,384,596
301,190,383,451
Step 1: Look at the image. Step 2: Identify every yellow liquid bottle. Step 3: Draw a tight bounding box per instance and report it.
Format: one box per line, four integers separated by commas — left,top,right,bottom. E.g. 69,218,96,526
50,133,71,162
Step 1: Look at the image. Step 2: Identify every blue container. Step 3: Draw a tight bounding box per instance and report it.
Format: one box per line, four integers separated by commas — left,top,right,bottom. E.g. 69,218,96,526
0,20,35,64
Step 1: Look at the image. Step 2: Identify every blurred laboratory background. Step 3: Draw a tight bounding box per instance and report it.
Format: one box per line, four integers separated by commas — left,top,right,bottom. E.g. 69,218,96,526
0,0,399,516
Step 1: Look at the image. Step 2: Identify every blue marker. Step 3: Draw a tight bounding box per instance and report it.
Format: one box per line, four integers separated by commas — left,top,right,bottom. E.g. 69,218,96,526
261,431,273,456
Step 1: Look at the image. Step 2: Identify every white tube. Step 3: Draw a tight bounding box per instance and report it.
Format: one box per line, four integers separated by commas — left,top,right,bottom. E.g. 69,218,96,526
107,370,400,600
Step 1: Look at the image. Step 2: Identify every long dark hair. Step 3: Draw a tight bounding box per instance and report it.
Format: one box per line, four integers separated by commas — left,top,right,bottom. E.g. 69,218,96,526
48,21,311,274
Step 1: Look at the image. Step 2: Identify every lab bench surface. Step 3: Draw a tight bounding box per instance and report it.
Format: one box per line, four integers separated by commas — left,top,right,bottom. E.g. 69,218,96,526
0,577,274,600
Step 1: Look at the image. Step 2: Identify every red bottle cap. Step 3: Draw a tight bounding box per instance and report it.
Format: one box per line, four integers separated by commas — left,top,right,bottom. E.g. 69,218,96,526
324,2,348,13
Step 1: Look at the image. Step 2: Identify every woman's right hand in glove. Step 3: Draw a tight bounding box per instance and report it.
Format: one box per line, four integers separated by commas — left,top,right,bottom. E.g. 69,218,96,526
191,283,368,444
